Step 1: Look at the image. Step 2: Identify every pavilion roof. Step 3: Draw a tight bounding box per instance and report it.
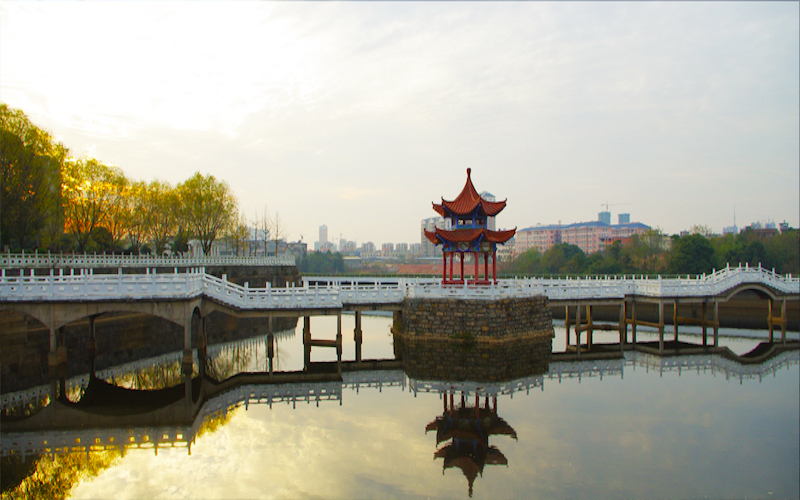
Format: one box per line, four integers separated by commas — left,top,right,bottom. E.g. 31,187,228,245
424,227,516,245
433,168,507,217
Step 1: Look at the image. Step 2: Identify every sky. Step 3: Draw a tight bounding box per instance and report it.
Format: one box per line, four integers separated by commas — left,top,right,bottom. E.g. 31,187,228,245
1,1,798,247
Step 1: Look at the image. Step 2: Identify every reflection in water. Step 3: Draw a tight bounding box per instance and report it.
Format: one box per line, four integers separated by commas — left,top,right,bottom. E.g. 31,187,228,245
0,450,121,499
1,320,798,498
427,391,516,497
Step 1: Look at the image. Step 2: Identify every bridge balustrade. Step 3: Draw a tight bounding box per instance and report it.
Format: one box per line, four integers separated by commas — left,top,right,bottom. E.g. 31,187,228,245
0,264,797,307
0,251,295,269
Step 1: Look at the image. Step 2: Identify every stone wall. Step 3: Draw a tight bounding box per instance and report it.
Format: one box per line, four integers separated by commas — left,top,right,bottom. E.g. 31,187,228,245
393,332,553,382
400,297,554,340
394,297,555,382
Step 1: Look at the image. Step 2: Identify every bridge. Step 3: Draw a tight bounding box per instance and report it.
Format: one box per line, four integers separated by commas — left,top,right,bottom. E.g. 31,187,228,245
1,262,797,377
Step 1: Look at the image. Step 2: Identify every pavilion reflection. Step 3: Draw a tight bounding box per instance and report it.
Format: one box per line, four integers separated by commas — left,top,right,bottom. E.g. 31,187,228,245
427,390,517,497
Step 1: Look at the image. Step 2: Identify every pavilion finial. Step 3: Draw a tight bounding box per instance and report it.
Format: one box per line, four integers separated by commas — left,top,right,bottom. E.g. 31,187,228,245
467,168,471,178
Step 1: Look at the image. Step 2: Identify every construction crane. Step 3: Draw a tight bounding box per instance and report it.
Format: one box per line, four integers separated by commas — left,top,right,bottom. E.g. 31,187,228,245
601,202,630,212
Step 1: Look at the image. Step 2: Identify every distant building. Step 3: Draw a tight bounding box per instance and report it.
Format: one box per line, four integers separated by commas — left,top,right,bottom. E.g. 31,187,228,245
480,191,497,231
723,225,739,235
287,241,307,259
360,242,376,258
318,224,328,250
395,242,409,255
515,213,649,256
618,213,630,224
420,217,451,257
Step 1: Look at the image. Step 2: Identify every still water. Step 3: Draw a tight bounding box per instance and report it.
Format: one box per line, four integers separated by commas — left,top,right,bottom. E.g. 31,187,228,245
3,315,799,499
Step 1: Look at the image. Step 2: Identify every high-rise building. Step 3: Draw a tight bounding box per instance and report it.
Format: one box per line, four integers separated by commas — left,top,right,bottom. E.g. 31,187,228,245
598,211,611,225
618,213,630,224
421,217,451,257
319,225,328,246
480,191,497,231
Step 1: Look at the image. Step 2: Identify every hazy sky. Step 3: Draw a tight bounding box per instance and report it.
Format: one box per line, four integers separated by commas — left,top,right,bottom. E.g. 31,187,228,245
2,1,798,247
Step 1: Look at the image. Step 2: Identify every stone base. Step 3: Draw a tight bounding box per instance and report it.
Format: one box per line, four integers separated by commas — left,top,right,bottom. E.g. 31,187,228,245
393,329,553,382
400,296,554,340
394,296,555,382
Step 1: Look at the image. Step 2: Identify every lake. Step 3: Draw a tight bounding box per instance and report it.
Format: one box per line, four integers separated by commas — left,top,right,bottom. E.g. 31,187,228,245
2,314,798,499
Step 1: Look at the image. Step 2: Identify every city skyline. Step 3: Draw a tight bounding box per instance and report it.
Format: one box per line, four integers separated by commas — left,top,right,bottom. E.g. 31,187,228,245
2,2,797,246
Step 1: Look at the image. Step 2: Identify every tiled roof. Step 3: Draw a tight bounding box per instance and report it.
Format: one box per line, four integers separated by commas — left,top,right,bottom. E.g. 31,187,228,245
424,227,516,245
436,168,507,217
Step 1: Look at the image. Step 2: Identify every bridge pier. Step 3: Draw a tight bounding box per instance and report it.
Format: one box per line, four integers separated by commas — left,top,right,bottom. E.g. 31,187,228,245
302,313,343,374
354,310,363,363
768,298,788,344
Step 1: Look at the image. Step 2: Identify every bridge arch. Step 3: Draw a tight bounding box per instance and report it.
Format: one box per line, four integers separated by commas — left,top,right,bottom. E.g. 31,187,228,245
718,283,793,303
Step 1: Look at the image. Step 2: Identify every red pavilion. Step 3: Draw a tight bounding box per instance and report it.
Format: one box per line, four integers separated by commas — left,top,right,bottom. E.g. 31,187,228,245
424,169,516,284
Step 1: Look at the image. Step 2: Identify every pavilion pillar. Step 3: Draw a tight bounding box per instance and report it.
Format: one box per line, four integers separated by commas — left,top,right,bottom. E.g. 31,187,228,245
492,250,497,282
483,252,489,282
474,251,479,283
658,301,665,335
449,252,454,283
442,252,447,282
460,252,465,282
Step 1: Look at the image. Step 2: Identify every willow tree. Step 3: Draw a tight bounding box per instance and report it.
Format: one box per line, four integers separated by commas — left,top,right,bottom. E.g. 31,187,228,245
61,157,126,252
145,180,177,255
178,172,237,255
0,103,67,250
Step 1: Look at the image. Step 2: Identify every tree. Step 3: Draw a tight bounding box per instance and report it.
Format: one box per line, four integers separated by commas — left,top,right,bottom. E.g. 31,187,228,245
669,233,716,275
61,156,125,252
269,211,288,256
228,213,251,256
146,180,177,255
176,173,236,255
177,172,238,255
123,181,150,253
0,103,67,250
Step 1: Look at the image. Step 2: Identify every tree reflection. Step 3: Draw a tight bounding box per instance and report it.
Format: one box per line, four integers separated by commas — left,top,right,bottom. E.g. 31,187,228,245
104,360,187,391
1,450,120,499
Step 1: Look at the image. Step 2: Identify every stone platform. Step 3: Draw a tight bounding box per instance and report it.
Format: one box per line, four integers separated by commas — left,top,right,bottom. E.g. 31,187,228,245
392,297,555,382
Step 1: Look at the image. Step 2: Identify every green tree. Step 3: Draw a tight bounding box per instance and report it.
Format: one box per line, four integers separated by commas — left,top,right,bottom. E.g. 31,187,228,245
178,172,238,255
669,233,716,275
0,103,67,250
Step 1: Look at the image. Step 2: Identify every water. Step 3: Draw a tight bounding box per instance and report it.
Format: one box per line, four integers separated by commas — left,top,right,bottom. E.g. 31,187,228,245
3,315,798,499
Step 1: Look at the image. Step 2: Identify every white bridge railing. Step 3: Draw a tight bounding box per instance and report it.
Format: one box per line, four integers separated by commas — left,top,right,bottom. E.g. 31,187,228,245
0,264,797,309
0,251,295,269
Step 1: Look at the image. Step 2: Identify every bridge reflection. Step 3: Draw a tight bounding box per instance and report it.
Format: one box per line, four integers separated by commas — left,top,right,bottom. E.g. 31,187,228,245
2,333,797,460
